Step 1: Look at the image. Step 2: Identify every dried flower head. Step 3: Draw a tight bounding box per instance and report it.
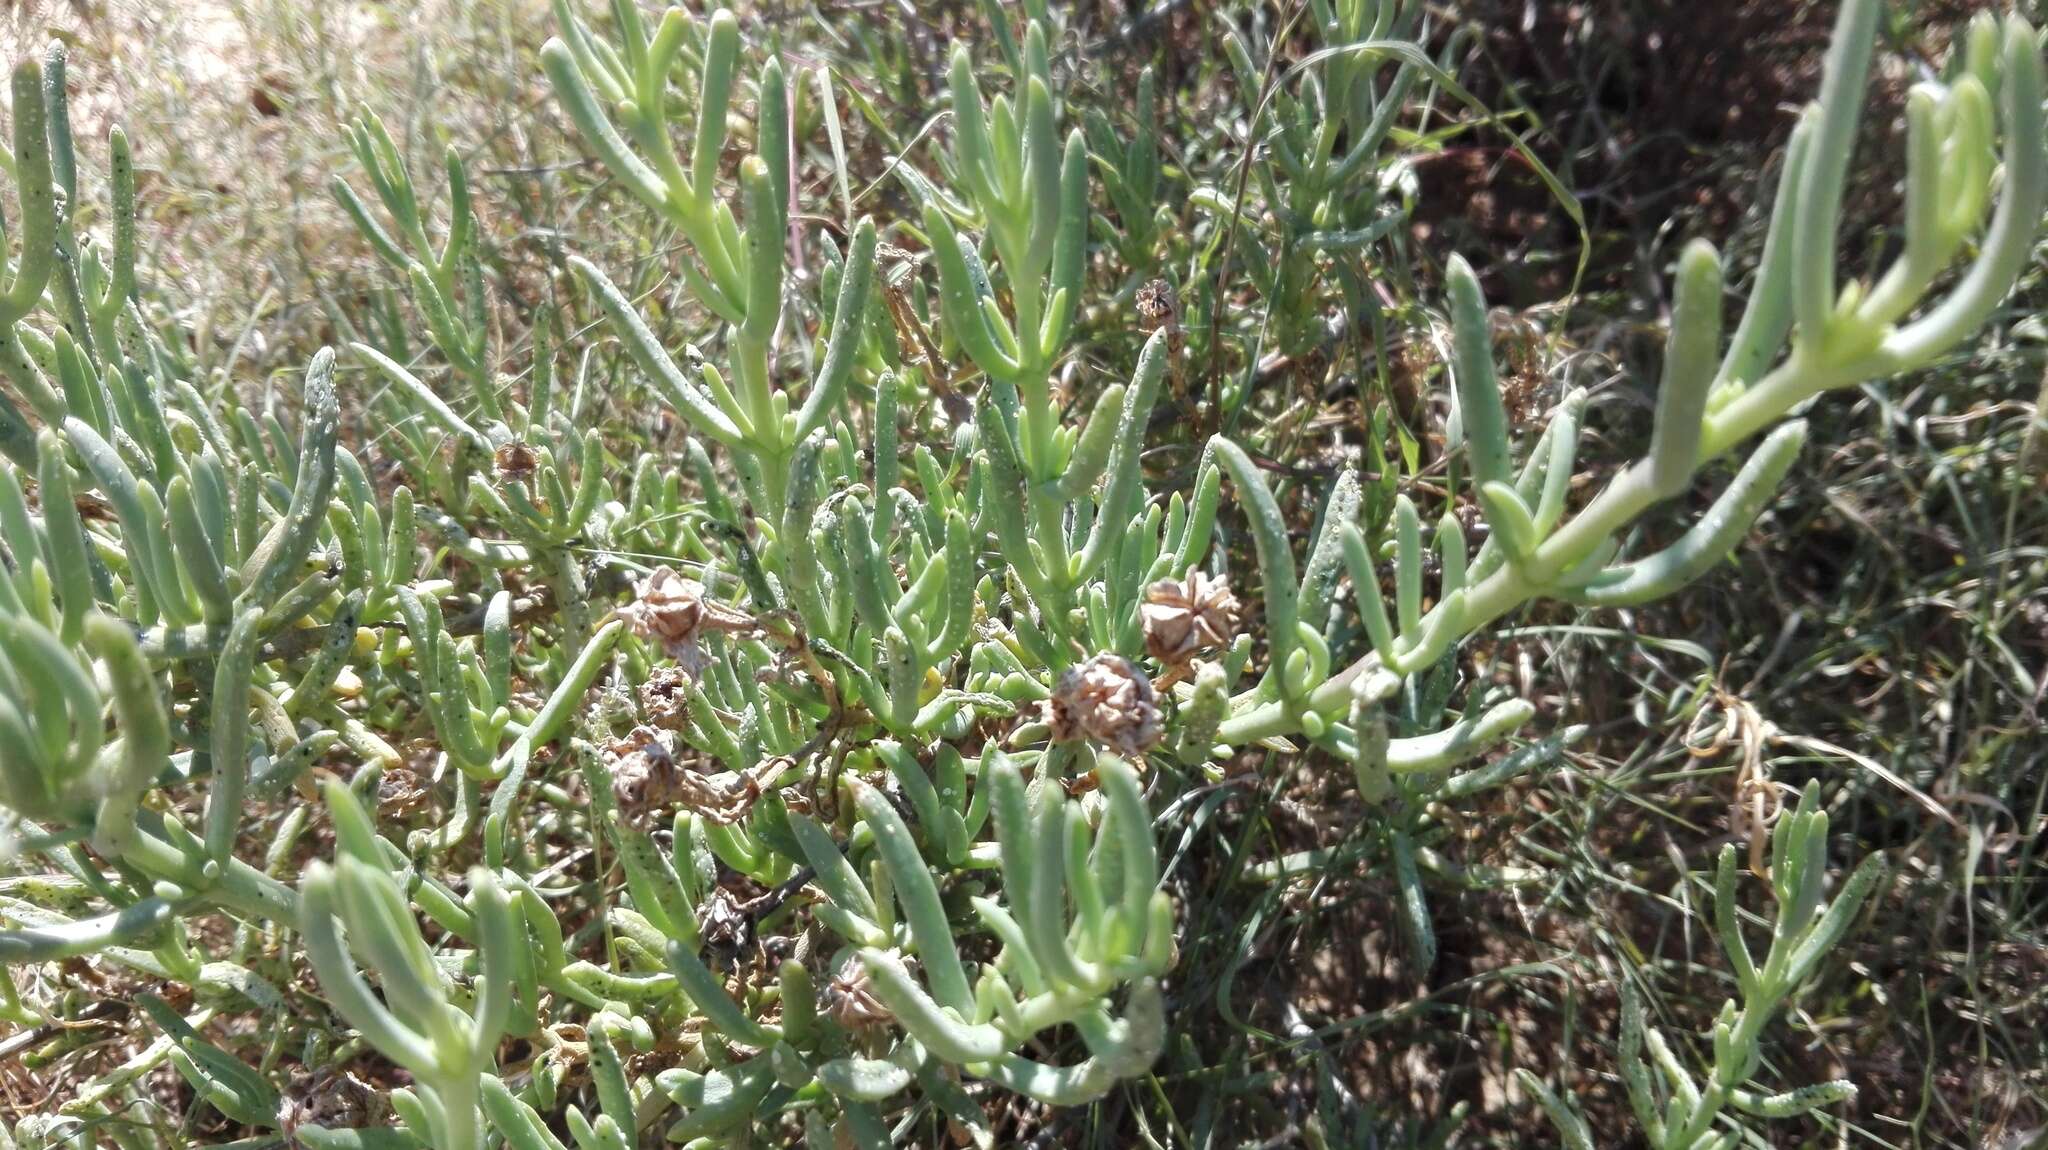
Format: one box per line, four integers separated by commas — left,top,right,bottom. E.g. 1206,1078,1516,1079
494,440,539,482
616,566,754,675
1046,654,1164,757
1135,278,1187,397
376,764,432,818
601,726,684,821
698,886,754,964
1135,278,1179,333
278,1070,384,1140
1141,568,1239,668
821,962,893,1030
639,665,692,730
602,723,787,827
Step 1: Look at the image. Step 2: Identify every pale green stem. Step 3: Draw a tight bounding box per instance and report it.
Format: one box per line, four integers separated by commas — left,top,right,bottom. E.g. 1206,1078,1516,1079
435,1072,483,1150
733,337,787,510
1218,348,1864,744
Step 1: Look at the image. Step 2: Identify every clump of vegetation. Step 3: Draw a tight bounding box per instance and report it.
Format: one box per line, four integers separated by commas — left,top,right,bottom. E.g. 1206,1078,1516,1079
0,0,2039,1145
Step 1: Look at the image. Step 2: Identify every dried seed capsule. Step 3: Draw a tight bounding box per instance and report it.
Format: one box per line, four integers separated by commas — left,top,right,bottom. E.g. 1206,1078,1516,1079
1045,654,1165,758
616,565,755,675
1141,568,1239,670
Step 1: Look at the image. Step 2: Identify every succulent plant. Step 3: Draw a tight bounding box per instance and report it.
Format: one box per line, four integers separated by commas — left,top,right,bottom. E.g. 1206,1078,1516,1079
1207,0,2045,777
0,0,2036,1144
1214,0,1429,359
1519,787,1886,1150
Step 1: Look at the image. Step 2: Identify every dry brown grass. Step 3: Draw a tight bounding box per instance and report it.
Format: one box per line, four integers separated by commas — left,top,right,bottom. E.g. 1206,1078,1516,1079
4,0,556,390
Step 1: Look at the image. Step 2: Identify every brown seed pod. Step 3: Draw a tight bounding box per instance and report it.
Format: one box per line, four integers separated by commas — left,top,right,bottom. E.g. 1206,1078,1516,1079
494,440,539,482
616,566,756,676
1045,653,1165,758
1141,568,1239,670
